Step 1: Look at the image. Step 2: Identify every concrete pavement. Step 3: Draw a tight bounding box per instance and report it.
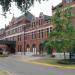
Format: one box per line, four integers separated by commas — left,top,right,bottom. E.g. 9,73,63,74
14,55,75,69
0,55,75,75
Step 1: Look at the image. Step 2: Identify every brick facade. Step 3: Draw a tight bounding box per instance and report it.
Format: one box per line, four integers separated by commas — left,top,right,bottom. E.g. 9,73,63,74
0,12,52,54
52,0,75,27
0,28,5,40
62,0,75,26
0,0,75,54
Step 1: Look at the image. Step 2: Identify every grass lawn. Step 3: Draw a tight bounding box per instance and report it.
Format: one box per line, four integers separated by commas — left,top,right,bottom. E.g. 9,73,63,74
0,70,13,75
32,58,59,64
32,58,75,67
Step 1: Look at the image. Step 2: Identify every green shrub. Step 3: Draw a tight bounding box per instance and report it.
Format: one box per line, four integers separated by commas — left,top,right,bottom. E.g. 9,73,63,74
58,59,75,65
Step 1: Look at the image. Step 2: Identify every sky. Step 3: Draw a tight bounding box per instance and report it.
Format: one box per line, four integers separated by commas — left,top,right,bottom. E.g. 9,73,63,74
0,0,62,29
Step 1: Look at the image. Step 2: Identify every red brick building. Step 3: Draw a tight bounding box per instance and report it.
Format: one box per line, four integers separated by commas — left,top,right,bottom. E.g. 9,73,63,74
63,0,75,7
0,29,6,53
0,0,75,55
52,0,75,30
0,12,52,55
0,28,5,40
62,0,75,26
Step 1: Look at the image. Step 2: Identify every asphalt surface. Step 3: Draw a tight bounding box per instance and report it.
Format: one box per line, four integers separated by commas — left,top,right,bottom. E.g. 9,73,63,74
0,56,75,75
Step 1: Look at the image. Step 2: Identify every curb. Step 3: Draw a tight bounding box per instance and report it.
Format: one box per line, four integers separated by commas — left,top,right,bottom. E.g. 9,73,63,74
30,61,75,69
16,56,75,69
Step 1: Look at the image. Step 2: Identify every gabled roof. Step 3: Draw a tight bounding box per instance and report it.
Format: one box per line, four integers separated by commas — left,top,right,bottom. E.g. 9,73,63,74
52,3,63,10
25,11,35,21
44,15,51,21
16,11,34,22
39,12,51,21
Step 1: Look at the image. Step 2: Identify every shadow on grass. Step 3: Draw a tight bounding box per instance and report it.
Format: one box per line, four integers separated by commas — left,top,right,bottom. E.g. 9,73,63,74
58,59,75,65
33,58,75,66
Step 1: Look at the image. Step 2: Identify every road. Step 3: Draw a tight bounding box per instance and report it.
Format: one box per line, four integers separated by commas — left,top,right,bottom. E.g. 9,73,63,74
0,56,75,75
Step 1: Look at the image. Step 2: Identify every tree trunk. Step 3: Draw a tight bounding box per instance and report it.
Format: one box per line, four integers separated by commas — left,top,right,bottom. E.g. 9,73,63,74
64,52,66,59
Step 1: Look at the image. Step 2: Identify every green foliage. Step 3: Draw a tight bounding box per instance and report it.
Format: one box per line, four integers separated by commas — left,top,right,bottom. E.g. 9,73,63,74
43,40,52,54
45,42,52,54
0,0,12,12
0,0,47,17
58,59,75,64
64,7,75,20
45,6,75,55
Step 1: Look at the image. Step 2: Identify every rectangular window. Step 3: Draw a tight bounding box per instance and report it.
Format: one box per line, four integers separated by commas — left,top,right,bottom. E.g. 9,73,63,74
34,22,36,27
20,35,22,41
47,28,49,36
18,27,20,32
47,27,52,36
10,30,11,35
41,19,43,25
39,20,40,25
13,36,15,41
13,29,15,34
14,36,16,41
15,28,17,33
32,32,36,39
11,30,13,34
25,33,30,40
32,32,34,39
50,27,52,32
8,31,10,35
25,34,27,40
41,30,43,38
11,37,14,41
18,45,20,52
39,30,40,38
18,35,22,41
32,22,33,28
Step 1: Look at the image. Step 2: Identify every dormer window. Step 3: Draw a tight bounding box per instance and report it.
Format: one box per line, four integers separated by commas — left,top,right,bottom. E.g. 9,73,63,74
39,12,44,18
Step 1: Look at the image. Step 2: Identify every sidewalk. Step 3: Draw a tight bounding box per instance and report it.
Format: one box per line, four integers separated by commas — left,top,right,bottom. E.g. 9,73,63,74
14,54,43,62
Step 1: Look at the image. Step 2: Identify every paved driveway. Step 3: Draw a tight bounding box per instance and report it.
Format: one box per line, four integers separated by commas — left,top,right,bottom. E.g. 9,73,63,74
0,56,75,75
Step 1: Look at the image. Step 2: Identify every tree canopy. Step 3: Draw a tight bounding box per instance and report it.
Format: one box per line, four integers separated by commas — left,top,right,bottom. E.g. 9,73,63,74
44,6,75,57
0,0,46,16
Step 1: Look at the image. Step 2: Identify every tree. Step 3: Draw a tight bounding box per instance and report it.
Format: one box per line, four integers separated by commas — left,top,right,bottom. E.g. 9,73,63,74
43,40,52,55
45,6,75,59
0,0,46,16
